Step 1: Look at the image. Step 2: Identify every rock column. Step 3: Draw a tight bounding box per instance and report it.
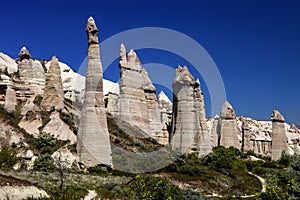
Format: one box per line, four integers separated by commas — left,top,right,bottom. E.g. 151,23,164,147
271,110,288,160
218,101,240,148
77,17,112,167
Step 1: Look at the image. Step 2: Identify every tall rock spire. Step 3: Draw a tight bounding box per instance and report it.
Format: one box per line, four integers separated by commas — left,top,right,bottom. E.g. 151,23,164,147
271,109,288,160
118,44,152,136
218,101,240,148
77,17,112,167
170,65,209,155
41,56,64,111
194,78,211,157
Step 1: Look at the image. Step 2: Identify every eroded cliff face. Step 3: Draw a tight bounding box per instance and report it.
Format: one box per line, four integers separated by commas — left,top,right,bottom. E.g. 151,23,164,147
118,44,163,138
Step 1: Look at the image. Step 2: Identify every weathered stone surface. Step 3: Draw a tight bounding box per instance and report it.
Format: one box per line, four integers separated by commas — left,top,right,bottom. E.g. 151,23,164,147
271,109,285,122
142,68,162,138
271,109,288,160
77,17,112,167
43,111,76,143
4,87,17,112
52,147,79,169
170,65,209,154
118,44,151,136
241,118,251,152
0,115,24,147
157,91,172,144
17,47,45,94
220,100,236,119
218,101,240,148
41,56,64,111
18,109,42,136
0,52,18,75
208,116,220,147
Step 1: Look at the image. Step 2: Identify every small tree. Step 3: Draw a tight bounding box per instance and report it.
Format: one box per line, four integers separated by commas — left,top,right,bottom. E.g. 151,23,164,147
0,146,18,170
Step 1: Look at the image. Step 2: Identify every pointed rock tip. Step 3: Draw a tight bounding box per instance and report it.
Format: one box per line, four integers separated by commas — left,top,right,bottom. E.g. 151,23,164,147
220,100,236,119
158,90,171,103
120,43,126,53
128,49,136,55
271,109,285,122
51,56,58,62
88,16,94,22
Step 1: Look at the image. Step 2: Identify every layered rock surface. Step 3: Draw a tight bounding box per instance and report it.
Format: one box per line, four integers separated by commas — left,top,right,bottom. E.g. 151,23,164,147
118,44,161,137
218,101,241,148
271,110,288,160
41,56,64,111
170,65,208,154
77,17,112,167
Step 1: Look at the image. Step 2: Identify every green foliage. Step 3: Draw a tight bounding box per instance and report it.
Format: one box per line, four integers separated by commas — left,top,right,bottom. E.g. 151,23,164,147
15,99,26,123
25,186,88,200
0,146,18,170
87,165,109,176
33,153,55,172
203,146,247,176
59,110,77,135
27,132,67,154
33,95,43,107
123,175,205,200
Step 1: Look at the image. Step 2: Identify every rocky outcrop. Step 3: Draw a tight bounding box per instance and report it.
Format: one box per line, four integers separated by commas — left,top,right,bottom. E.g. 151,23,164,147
157,91,172,144
194,79,211,157
4,87,17,113
170,65,208,154
16,47,45,98
271,110,288,160
41,56,64,111
0,52,18,75
218,101,240,148
43,111,76,143
241,118,251,152
77,17,112,167
118,44,155,137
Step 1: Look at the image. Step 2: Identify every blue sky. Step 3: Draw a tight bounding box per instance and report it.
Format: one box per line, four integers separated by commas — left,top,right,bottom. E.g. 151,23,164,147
1,0,300,125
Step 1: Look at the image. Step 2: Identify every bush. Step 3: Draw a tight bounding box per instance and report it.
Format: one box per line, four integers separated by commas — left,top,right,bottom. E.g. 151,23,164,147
33,95,43,107
28,132,67,154
203,146,246,176
0,146,18,170
123,175,184,200
33,153,55,172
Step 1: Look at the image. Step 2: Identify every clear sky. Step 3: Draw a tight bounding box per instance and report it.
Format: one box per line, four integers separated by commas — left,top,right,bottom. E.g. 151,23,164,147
1,0,300,125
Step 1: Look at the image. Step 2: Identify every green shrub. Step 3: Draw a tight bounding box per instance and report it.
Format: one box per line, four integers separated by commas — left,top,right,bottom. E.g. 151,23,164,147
28,132,67,154
33,95,43,107
123,175,183,200
33,153,55,172
0,146,18,170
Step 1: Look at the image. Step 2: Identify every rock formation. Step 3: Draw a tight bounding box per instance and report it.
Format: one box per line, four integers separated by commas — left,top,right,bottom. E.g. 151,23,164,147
241,118,251,152
118,44,154,137
77,17,112,167
170,65,208,154
4,87,17,113
157,91,172,144
271,109,288,160
16,47,45,98
218,101,240,148
41,56,65,111
208,116,220,147
194,79,211,157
